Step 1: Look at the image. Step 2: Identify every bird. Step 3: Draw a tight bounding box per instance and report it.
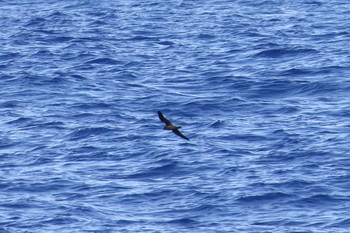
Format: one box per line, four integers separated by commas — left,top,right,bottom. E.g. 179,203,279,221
158,111,190,141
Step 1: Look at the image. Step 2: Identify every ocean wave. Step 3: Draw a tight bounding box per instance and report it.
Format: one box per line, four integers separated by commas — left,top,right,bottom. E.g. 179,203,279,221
1,0,350,232
67,127,112,140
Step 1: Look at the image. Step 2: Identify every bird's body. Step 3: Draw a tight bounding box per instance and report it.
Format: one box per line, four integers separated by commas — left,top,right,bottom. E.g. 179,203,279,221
158,111,190,141
164,124,179,130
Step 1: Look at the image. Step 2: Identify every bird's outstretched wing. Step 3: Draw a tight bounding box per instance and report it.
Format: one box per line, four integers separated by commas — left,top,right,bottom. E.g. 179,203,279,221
158,111,171,125
172,129,190,141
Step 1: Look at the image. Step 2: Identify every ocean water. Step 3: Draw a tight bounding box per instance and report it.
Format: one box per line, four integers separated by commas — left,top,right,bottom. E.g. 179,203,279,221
1,0,350,232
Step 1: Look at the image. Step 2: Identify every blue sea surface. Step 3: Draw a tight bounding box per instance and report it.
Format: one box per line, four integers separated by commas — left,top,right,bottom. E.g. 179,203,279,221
1,0,350,232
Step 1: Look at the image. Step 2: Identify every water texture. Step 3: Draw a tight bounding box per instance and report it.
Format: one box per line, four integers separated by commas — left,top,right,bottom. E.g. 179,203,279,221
1,0,350,232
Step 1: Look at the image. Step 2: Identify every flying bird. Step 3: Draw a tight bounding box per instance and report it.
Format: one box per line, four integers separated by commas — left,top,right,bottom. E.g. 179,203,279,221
158,111,190,141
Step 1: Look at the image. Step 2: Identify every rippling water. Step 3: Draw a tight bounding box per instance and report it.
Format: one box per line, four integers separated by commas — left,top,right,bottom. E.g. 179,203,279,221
1,0,350,232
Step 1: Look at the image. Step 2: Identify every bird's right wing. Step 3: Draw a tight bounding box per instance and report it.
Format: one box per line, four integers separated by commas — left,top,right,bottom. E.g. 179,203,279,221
158,111,171,125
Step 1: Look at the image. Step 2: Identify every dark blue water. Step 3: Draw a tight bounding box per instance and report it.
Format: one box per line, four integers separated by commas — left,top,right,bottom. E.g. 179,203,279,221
1,0,350,232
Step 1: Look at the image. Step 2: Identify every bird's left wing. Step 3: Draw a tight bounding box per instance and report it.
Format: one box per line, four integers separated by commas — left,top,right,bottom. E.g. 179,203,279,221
172,129,190,141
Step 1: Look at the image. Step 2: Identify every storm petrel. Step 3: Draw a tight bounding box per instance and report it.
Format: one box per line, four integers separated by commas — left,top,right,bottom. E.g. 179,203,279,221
158,111,190,141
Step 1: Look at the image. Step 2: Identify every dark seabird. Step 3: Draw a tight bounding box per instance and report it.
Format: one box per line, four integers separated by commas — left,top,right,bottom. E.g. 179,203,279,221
158,111,190,141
